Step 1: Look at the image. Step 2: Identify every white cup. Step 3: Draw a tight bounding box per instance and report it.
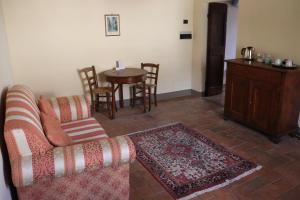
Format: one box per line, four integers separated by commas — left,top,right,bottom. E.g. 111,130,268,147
285,60,293,67
274,58,282,66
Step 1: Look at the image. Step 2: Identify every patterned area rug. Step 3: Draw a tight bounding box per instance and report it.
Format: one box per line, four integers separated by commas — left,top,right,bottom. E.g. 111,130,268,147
129,123,261,200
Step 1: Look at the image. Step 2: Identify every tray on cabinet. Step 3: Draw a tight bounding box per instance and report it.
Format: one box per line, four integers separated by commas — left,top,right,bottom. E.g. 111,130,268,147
271,64,299,70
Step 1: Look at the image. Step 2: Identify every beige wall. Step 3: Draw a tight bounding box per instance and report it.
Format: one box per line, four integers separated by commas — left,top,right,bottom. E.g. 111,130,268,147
192,0,207,92
2,0,194,97
0,0,12,199
2,0,299,96
192,0,214,92
237,0,300,63
237,0,300,126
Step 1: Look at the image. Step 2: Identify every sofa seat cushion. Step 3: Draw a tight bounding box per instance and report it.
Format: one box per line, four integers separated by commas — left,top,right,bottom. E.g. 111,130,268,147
61,118,107,144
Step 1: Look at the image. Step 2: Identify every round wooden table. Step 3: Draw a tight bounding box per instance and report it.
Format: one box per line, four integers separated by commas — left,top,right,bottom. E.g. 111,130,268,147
103,68,148,119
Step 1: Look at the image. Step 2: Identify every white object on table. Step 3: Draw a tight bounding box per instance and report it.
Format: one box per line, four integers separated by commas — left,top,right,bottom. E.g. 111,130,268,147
285,60,293,67
116,60,125,70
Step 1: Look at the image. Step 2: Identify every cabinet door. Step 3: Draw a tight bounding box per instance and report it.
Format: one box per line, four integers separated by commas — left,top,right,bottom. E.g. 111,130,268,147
249,81,279,132
225,74,250,122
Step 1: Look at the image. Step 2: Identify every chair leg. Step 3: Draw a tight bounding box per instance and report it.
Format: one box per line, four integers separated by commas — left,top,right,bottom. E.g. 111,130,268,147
132,86,136,107
91,94,96,114
106,92,111,118
96,94,100,111
154,87,158,106
148,87,151,112
115,101,118,112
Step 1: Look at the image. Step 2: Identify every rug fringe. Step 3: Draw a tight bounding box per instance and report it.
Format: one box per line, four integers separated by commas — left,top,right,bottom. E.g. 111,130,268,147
126,122,181,136
178,165,262,200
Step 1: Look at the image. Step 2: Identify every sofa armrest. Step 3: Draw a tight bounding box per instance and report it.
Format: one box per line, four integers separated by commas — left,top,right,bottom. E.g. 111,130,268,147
48,95,92,123
10,135,136,187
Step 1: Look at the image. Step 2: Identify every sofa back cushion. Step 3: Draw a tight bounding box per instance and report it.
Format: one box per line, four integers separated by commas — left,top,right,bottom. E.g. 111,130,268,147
40,112,72,147
48,96,91,123
4,85,53,157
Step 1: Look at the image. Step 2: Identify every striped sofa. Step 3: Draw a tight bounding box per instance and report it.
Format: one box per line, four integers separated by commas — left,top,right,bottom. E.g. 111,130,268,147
4,85,136,200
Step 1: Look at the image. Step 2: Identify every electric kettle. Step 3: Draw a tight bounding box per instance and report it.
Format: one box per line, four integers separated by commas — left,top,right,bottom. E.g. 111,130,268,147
241,47,255,60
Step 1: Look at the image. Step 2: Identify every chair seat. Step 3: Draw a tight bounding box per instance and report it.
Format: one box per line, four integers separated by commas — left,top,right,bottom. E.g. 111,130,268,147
92,87,112,94
61,118,108,144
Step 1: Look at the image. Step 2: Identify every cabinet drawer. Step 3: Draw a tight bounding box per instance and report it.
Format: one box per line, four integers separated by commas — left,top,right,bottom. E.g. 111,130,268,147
228,63,282,85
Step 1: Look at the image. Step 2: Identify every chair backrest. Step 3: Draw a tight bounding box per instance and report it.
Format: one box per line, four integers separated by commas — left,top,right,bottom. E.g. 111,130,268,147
80,66,98,94
141,63,159,85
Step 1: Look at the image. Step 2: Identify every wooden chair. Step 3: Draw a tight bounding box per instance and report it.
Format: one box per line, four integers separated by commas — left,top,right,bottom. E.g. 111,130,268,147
131,63,159,111
80,66,115,118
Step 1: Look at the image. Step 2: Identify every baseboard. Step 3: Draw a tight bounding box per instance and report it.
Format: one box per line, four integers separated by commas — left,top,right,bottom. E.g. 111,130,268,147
117,89,203,107
191,90,204,97
157,89,194,101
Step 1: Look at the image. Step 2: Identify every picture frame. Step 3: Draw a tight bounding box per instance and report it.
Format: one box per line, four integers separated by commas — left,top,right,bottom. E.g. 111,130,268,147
105,14,120,36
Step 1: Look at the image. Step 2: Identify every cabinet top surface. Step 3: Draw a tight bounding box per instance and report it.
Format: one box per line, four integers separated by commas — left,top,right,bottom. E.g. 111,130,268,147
226,59,300,73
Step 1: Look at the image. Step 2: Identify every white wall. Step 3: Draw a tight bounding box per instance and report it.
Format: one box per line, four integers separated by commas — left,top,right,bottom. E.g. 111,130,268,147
223,3,238,83
1,0,194,98
0,1,11,84
224,3,238,60
0,0,12,199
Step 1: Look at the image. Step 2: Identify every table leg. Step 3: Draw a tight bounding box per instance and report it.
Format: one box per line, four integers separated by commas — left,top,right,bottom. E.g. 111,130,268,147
118,84,124,108
111,83,116,119
143,81,147,113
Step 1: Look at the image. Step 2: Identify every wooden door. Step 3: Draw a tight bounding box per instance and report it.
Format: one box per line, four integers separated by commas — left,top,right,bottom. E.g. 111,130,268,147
249,81,279,132
225,73,250,122
205,3,228,96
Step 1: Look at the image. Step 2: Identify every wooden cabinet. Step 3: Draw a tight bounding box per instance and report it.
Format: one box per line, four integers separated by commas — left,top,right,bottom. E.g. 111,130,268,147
226,75,250,122
248,80,280,131
225,59,300,143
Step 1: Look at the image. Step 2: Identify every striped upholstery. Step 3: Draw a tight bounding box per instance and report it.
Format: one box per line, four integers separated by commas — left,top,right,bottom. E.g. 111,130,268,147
17,164,130,200
10,135,135,187
61,118,108,144
49,95,91,123
4,85,136,200
4,85,53,157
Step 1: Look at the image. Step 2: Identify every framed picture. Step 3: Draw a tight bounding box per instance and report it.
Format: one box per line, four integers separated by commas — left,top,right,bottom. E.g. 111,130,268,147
105,14,120,36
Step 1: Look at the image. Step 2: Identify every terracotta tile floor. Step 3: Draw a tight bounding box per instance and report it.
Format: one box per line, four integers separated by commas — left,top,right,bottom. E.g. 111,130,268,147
94,94,300,200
